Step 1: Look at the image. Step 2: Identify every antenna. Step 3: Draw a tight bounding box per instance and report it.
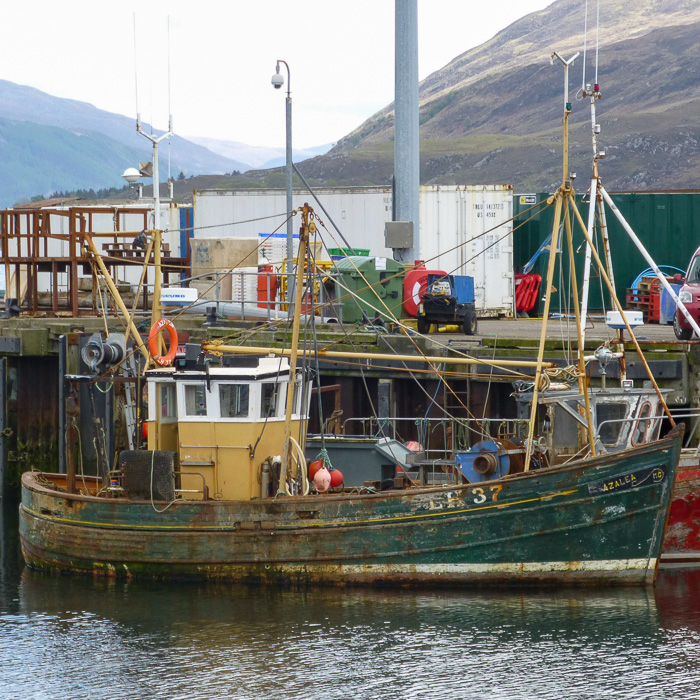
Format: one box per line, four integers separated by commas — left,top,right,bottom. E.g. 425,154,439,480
550,51,579,111
131,16,174,336
168,15,173,132
133,12,140,127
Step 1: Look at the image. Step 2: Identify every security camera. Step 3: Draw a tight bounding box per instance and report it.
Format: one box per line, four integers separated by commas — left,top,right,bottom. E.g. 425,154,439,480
271,72,284,89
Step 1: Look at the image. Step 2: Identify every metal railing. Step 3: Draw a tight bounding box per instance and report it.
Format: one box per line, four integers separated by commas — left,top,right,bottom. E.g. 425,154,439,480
337,415,527,461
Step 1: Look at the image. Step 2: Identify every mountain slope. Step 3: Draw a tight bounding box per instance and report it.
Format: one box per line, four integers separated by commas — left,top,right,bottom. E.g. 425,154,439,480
0,80,247,206
295,0,700,191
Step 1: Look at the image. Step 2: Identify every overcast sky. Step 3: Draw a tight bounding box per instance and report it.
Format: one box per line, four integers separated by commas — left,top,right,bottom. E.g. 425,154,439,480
2,1,553,149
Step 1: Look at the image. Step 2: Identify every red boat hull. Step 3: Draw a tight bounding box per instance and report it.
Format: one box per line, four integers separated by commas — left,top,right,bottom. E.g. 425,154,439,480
662,457,700,567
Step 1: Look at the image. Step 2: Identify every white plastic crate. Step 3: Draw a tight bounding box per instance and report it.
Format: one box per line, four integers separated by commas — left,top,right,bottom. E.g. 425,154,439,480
230,267,258,304
258,233,300,266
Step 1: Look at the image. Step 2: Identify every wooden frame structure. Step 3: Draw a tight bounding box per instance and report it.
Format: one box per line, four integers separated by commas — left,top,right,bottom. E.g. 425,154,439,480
0,205,189,317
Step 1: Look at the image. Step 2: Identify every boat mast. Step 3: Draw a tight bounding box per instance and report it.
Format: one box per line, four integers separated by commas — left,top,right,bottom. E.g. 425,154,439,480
278,203,311,494
580,82,616,345
524,51,597,470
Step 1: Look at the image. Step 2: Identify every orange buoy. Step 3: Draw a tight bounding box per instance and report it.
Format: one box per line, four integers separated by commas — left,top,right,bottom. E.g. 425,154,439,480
148,318,178,366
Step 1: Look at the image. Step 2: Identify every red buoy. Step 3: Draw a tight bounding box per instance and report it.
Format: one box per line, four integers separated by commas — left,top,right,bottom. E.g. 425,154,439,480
329,469,344,488
308,460,324,480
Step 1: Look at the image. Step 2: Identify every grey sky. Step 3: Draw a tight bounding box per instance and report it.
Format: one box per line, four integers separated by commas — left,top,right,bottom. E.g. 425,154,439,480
1,1,552,148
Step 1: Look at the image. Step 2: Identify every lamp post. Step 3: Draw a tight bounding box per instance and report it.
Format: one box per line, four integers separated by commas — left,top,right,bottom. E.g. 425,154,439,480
271,59,294,305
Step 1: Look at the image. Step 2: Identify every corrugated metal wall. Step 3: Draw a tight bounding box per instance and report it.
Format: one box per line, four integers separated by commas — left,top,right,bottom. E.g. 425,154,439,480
513,191,700,313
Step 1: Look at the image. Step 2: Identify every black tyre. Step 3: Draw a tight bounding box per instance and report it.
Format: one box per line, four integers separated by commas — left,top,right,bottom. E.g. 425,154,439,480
463,310,478,336
416,315,430,335
674,311,693,340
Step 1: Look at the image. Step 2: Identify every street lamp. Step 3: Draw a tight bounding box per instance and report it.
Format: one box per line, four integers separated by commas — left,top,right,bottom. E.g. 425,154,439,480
271,59,294,304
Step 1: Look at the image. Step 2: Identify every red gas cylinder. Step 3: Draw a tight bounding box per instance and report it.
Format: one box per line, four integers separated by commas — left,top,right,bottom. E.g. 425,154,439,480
403,266,449,317
258,264,278,309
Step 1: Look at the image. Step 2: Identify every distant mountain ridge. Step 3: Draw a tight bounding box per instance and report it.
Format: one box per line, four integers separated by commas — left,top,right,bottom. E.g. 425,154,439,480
293,0,700,192
186,136,334,170
0,80,249,207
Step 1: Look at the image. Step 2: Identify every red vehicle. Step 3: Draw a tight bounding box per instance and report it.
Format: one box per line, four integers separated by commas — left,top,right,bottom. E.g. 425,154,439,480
674,247,700,340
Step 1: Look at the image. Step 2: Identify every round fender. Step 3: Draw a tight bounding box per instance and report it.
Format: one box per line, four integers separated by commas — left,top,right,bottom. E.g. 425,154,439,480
148,318,178,366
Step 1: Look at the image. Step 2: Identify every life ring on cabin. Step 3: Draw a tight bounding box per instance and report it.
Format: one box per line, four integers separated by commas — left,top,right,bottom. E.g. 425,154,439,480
148,318,178,366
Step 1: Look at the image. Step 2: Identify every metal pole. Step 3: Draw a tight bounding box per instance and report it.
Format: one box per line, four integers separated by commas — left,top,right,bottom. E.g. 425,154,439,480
58,335,67,474
272,59,294,305
286,86,294,305
151,139,162,330
136,114,172,333
394,0,420,264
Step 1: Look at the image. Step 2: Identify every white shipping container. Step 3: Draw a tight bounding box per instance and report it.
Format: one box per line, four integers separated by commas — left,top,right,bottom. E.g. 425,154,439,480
193,185,514,316
195,187,394,258
419,185,514,317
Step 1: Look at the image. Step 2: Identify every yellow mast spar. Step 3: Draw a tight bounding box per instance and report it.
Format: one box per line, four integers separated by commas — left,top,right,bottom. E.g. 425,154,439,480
277,204,311,495
523,51,597,471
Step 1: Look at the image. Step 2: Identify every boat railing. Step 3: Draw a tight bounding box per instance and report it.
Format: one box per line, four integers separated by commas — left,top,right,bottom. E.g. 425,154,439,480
669,409,700,453
595,409,700,450
595,414,666,448
338,416,527,461
174,471,210,501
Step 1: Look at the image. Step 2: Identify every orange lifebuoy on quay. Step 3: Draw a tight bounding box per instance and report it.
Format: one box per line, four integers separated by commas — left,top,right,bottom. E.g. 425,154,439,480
148,318,178,366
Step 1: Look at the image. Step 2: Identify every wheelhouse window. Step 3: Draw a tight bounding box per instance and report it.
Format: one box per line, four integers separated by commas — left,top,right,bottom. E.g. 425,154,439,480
596,402,628,445
184,384,208,417
159,383,177,420
261,383,280,418
632,401,652,445
219,384,250,418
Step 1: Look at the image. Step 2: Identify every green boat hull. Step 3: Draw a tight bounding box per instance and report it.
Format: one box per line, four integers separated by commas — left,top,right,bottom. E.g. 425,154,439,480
19,427,683,587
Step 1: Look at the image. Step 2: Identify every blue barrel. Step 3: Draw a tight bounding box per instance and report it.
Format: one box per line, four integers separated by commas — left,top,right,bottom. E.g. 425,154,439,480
660,284,681,325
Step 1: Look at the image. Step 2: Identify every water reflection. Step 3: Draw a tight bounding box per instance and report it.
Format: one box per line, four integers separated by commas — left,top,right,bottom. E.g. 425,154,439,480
2,498,700,699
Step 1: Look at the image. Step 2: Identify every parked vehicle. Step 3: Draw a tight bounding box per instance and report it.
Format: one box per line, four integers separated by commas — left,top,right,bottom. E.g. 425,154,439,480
416,274,477,335
673,248,700,340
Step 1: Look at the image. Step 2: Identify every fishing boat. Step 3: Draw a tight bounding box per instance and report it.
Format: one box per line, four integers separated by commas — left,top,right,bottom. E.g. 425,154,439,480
18,204,683,587
18,50,684,588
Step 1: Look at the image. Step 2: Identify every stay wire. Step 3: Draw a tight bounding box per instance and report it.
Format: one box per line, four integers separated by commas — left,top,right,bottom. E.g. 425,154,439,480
312,224,493,433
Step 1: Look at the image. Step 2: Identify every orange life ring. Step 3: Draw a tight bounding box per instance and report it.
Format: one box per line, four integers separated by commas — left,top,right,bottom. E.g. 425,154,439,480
148,318,178,366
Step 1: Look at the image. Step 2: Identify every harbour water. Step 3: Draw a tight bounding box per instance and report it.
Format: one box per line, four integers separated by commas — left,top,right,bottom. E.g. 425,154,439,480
2,495,700,700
